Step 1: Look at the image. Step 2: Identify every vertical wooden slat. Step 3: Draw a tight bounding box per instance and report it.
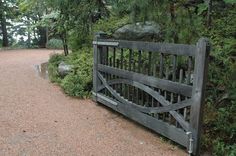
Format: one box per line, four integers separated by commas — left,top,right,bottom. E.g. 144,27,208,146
113,48,116,68
138,50,142,73
132,59,136,103
112,48,116,92
136,50,142,105
148,52,152,76
120,48,124,69
108,56,112,98
129,49,133,71
170,55,177,123
141,52,144,106
176,69,183,127
124,60,128,99
104,46,109,96
146,52,152,107
128,49,133,101
120,49,124,96
152,52,158,118
159,53,164,120
127,49,133,100
159,53,164,79
116,58,120,94
159,53,164,109
164,67,169,122
184,56,193,120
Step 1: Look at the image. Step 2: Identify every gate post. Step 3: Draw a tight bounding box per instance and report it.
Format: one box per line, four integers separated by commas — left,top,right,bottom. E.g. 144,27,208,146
93,32,107,101
190,38,211,155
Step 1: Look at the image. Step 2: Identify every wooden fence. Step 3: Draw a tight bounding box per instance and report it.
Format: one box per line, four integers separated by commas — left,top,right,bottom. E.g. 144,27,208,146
92,32,210,155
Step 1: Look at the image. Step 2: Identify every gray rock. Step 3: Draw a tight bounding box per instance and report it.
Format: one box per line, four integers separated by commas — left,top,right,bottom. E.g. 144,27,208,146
58,61,73,77
113,21,162,41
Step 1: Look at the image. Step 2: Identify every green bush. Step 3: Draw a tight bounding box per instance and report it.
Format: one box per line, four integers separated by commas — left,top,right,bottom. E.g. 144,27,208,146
200,9,236,155
92,16,130,36
48,53,65,83
213,140,236,156
47,38,64,49
68,16,129,51
48,47,93,98
61,47,93,97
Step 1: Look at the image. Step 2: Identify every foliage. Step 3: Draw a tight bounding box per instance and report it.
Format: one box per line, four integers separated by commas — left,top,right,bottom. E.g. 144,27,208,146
46,38,63,49
92,16,130,36
61,48,93,97
48,48,93,98
0,0,18,47
200,6,236,155
48,53,65,83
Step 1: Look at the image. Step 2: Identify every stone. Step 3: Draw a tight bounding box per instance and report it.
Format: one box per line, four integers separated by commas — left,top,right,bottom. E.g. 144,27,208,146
58,61,73,77
113,21,162,41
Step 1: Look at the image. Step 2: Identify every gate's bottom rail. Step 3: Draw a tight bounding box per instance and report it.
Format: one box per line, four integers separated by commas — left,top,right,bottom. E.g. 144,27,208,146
92,91,189,147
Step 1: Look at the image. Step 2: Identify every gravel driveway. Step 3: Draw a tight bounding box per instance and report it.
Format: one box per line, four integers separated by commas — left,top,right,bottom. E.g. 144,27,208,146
0,49,187,156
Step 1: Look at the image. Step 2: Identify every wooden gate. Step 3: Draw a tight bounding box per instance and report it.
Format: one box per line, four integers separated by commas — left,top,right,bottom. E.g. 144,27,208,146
92,33,210,155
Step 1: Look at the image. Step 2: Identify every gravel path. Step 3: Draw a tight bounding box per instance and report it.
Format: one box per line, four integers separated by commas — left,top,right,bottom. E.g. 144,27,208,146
0,49,187,156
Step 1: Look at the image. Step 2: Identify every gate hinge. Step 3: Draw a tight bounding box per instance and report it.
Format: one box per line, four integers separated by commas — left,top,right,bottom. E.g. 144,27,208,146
186,131,194,156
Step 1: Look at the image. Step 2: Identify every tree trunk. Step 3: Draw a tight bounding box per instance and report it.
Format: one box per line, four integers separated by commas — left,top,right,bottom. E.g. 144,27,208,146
61,32,69,56
0,4,9,47
38,27,47,48
27,16,31,48
170,2,178,43
207,0,212,29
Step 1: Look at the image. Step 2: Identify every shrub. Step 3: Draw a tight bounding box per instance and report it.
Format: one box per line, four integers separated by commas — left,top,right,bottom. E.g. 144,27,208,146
61,47,93,97
48,47,93,98
47,38,63,49
92,16,130,36
48,53,65,83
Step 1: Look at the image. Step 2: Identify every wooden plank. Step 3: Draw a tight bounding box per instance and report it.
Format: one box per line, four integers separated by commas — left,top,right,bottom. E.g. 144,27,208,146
185,57,193,120
97,39,196,56
147,54,152,107
116,59,120,94
120,49,124,96
137,50,142,105
159,53,164,120
112,48,116,92
128,49,133,101
108,57,113,97
170,55,177,123
159,53,164,79
124,60,128,99
190,38,210,155
152,52,157,117
176,69,183,127
104,46,109,96
98,64,192,97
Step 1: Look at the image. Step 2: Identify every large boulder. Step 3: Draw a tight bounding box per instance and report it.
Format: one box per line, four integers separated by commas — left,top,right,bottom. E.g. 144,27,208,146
113,21,162,41
58,61,73,77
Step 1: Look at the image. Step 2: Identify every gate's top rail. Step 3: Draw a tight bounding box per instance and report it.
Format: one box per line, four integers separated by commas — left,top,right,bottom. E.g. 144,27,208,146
93,39,197,56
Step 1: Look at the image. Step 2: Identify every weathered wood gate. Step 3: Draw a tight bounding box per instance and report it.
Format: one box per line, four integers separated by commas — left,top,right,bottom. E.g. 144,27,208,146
92,33,210,155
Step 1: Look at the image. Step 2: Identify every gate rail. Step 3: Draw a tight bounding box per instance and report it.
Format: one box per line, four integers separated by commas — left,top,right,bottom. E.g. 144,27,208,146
92,32,210,155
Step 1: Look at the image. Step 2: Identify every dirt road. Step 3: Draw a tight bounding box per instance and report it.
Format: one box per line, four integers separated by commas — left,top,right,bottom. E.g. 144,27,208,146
0,49,187,156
